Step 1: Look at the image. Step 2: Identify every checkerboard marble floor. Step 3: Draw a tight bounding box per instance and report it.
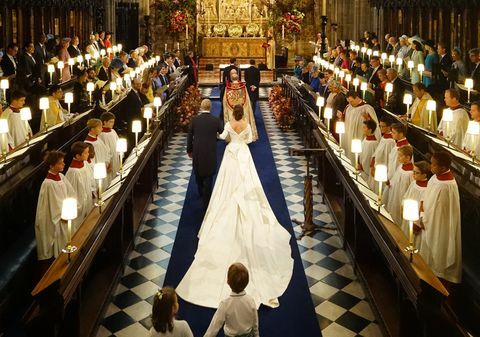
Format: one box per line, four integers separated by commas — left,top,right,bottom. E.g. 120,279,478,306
96,94,384,337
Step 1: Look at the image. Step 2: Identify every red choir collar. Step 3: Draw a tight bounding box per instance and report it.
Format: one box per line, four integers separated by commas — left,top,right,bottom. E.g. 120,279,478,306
366,135,377,141
402,163,414,171
70,159,84,168
86,134,97,141
9,106,20,112
383,132,393,139
416,180,428,187
46,172,61,181
102,127,112,133
396,138,408,147
436,170,454,181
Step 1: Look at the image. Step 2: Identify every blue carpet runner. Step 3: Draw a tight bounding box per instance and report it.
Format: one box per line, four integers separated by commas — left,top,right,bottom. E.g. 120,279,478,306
164,101,321,337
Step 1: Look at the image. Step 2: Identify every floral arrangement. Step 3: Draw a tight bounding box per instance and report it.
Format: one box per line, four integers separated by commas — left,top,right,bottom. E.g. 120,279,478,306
280,10,305,34
269,86,296,130
176,85,201,131
153,0,196,33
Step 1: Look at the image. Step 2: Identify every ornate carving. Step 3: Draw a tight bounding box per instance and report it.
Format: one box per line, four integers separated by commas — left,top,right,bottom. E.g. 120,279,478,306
228,24,243,37
213,23,227,37
245,23,260,37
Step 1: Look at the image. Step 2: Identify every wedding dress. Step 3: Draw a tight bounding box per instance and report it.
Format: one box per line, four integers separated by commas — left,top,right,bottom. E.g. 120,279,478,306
176,122,294,309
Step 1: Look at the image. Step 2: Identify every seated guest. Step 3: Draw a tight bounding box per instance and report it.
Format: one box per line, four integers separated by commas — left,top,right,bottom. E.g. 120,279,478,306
371,37,381,51
40,85,73,130
117,51,129,75
357,60,370,78
389,36,400,56
437,42,453,90
301,62,312,84
293,59,304,79
35,151,74,270
371,117,395,174
150,287,193,337
1,90,31,149
359,119,379,189
339,51,350,70
409,82,435,130
127,49,139,68
158,63,170,87
98,57,111,82
203,263,258,337
385,68,406,115
17,42,39,92
387,123,409,182
384,145,414,225
409,40,424,84
65,142,93,231
84,119,112,178
86,34,99,56
418,152,462,285
98,112,120,181
438,88,469,147
317,73,329,97
72,70,89,113
402,160,430,246
309,68,321,92
464,101,480,156
351,56,363,75
87,67,98,83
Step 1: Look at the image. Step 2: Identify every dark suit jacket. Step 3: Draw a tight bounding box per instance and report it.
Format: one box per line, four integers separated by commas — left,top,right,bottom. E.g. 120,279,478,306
0,55,17,76
222,64,240,84
385,77,405,115
244,66,260,101
367,65,383,88
98,67,111,82
17,53,38,89
470,63,480,91
33,43,49,64
174,58,181,68
127,59,137,69
187,112,224,177
67,45,82,58
184,56,197,84
435,54,453,86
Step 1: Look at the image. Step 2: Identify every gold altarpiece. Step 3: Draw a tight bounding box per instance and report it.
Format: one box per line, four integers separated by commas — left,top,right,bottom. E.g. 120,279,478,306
197,0,274,68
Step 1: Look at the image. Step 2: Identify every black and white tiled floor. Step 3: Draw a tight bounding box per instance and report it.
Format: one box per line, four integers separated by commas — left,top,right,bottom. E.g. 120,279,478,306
96,91,383,337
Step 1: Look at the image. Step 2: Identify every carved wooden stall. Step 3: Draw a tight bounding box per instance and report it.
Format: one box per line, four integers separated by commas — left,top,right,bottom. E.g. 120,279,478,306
282,75,473,337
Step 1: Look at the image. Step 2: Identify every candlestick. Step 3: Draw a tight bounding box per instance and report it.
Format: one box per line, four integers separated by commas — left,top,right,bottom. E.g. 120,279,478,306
186,24,189,40
417,64,424,82
361,82,368,100
165,43,168,53
116,138,127,179
65,92,73,114
47,64,55,84
0,119,9,160
94,163,107,213
20,107,32,145
345,74,351,89
426,100,436,131
324,107,333,134
39,97,49,131
403,93,413,120
144,107,153,135
442,108,453,145
374,164,388,211
0,79,9,103
154,96,162,121
316,96,325,118
336,121,345,156
465,78,474,103
61,198,78,261
86,82,94,105
403,199,419,261
132,120,142,156
351,139,362,179
353,78,359,92
385,83,393,103
282,24,285,40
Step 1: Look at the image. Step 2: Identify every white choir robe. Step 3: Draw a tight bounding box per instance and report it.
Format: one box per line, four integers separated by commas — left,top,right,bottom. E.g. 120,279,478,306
372,133,395,167
98,127,120,182
384,163,414,225
419,171,462,283
359,136,379,189
65,160,94,232
401,180,427,248
34,173,75,260
85,134,113,185
341,103,381,162
437,107,469,148
387,139,409,182
463,131,480,158
1,107,32,149
85,159,97,199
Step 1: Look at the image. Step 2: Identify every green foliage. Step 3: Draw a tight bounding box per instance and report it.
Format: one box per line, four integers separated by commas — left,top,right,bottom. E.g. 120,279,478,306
153,0,197,32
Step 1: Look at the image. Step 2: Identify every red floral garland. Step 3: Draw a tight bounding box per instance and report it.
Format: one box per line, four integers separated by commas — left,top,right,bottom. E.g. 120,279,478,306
269,85,296,130
176,85,201,131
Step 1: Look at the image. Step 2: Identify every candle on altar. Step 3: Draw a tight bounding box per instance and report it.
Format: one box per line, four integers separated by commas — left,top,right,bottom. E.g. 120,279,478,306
177,42,180,50
186,24,189,39
164,43,168,52
282,24,285,40
322,0,327,15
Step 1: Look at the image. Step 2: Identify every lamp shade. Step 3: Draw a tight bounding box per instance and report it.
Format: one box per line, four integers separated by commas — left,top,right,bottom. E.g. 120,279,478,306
132,120,142,133
345,74,352,82
367,49,372,56
465,78,474,89
154,97,162,107
361,47,367,53
116,138,127,153
407,60,414,69
155,55,160,62
467,121,480,135
403,199,419,221
39,97,49,110
64,92,74,104
110,82,117,91
77,55,84,63
417,64,425,72
107,47,112,54
47,64,55,73
373,51,379,57
396,58,403,66
100,49,106,56
339,70,345,79
442,108,453,122
381,53,387,60
0,79,9,90
112,46,118,53
351,139,362,153
360,82,368,91
85,54,91,61
68,58,75,66
389,55,395,63
336,121,345,134
57,61,64,69
117,44,123,51
61,198,78,220
143,107,153,119
93,51,100,59
93,162,107,179
403,93,413,105
324,107,333,119
385,83,393,93
426,100,436,111
316,96,325,107
86,82,95,92
124,74,131,83
115,77,123,87
20,107,32,121
0,119,9,133
353,78,360,86
374,164,388,182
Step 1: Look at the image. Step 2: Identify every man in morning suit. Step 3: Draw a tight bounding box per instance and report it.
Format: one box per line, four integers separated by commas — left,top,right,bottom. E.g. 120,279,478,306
244,59,260,112
187,99,224,208
184,51,198,86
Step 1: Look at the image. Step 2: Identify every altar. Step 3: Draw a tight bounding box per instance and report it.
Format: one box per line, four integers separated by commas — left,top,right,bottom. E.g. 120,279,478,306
203,37,266,58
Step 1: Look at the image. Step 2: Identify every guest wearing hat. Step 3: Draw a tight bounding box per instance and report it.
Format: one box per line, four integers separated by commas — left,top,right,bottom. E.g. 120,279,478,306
109,57,124,82
423,40,439,88
397,35,410,59
450,47,467,85
57,37,72,82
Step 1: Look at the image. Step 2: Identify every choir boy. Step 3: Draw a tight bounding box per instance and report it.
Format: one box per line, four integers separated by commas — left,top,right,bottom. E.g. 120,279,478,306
65,142,94,231
98,112,120,181
34,151,75,271
385,145,414,224
419,152,462,285
359,119,379,189
387,123,409,182
464,101,480,157
370,117,395,175
0,90,32,149
84,118,112,179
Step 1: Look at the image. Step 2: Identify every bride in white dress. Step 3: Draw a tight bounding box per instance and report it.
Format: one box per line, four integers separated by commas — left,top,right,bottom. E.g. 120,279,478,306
177,105,294,309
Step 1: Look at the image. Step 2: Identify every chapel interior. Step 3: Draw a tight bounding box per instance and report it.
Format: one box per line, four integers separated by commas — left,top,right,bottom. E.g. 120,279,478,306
0,0,479,337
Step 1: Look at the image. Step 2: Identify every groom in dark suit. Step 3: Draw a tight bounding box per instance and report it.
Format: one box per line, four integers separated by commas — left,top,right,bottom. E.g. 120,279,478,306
245,59,260,112
187,99,224,208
